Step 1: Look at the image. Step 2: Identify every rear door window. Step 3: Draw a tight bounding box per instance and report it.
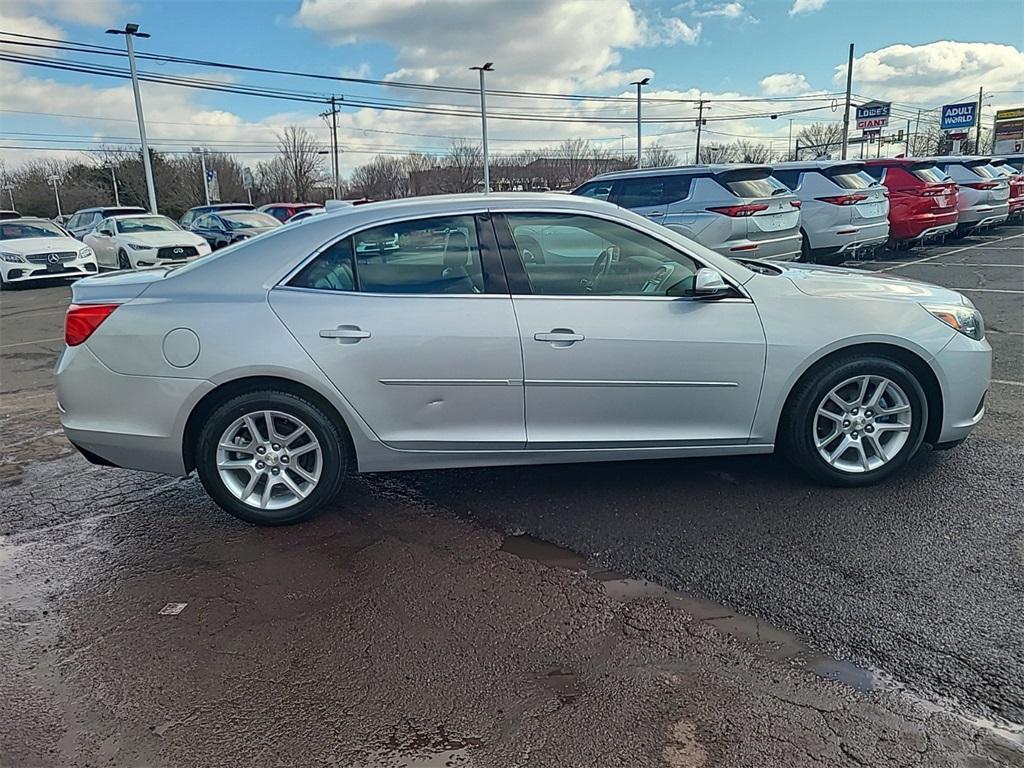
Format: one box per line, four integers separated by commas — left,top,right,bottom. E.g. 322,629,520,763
574,181,614,201
614,176,690,208
717,169,786,198
823,165,878,189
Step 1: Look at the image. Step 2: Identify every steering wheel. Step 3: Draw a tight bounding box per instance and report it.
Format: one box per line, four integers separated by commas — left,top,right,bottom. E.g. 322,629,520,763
641,262,677,294
586,246,619,291
518,234,545,265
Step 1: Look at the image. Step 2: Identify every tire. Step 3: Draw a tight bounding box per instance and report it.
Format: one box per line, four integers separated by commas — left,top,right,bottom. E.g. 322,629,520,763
799,230,813,263
781,355,928,487
118,250,132,270
195,389,349,525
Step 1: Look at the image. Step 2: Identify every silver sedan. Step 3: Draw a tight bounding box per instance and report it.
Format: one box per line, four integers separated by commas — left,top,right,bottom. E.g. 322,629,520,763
55,193,991,525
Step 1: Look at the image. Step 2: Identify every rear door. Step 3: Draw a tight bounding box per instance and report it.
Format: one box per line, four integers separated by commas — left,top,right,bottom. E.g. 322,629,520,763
269,213,526,450
610,175,686,224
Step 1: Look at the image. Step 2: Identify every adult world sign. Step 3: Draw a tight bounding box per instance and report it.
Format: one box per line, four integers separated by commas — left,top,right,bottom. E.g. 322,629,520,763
940,102,977,131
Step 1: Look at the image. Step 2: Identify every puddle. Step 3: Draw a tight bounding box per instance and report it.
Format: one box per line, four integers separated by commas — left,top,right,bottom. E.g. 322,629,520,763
355,747,472,767
500,533,1024,750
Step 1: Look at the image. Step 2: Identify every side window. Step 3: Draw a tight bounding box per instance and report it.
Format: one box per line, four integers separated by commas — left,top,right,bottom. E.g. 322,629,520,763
864,166,885,181
67,214,81,229
290,215,485,295
291,239,356,292
194,214,213,229
180,211,194,227
505,213,699,297
97,220,113,235
614,176,690,209
773,170,802,190
575,181,613,201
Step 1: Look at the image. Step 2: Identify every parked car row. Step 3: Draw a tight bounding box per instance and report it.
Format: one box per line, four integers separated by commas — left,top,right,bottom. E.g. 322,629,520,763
573,155,1023,263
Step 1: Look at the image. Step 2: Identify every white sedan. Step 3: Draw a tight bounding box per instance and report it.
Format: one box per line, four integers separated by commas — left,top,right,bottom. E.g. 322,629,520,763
0,218,98,289
84,214,211,270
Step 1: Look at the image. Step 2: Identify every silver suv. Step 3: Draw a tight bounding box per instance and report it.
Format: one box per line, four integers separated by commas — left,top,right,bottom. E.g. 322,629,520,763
931,157,1010,234
772,161,889,263
574,165,802,261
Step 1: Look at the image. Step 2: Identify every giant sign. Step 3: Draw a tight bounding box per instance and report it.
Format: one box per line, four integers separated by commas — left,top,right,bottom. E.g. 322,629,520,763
940,102,977,130
856,102,891,130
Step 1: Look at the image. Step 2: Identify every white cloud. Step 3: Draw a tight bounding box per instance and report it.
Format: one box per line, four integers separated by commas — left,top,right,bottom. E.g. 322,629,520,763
694,2,754,21
789,0,827,16
644,16,702,46
340,62,372,79
760,72,813,96
834,41,1024,107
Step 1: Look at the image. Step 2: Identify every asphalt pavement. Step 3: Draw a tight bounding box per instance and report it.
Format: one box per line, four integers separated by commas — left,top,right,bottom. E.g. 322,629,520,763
1,224,1022,767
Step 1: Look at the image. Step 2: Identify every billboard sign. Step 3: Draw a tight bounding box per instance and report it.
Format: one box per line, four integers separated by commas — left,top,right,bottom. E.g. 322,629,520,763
994,107,1024,154
856,102,891,130
940,102,977,131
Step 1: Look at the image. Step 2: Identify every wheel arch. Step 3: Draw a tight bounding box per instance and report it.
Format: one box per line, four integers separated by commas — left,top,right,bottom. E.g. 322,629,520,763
778,342,944,446
182,375,357,473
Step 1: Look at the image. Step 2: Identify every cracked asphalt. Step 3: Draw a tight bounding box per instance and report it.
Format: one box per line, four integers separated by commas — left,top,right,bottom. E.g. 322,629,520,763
2,224,1022,767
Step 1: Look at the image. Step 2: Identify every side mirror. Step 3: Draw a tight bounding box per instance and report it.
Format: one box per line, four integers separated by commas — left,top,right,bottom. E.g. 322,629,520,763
692,267,731,298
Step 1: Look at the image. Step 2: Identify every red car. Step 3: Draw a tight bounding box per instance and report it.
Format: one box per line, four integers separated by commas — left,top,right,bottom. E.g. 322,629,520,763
864,158,959,246
258,203,322,223
991,158,1024,219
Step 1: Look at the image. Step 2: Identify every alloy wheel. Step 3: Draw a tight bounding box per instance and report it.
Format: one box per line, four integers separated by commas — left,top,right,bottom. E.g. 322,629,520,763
216,410,323,510
813,375,912,473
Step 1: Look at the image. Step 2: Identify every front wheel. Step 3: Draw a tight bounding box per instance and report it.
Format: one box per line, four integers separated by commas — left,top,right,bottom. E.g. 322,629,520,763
118,250,132,270
195,390,348,525
782,356,928,486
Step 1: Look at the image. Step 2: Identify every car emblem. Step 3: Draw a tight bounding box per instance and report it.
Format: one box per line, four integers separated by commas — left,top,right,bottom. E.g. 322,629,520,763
47,253,60,264
173,247,183,254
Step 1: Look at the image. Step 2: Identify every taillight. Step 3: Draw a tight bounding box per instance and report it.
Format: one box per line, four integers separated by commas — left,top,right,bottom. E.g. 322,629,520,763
65,303,119,346
964,181,1000,190
790,200,802,208
707,203,769,217
815,194,868,205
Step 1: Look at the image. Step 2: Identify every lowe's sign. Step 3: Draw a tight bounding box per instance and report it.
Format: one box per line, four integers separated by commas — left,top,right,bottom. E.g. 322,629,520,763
856,102,891,130
941,102,977,130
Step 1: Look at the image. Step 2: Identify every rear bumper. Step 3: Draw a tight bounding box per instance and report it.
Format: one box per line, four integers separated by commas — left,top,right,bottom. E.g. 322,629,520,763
933,332,991,444
812,220,890,256
890,211,959,242
55,342,211,476
958,203,1010,227
723,231,802,262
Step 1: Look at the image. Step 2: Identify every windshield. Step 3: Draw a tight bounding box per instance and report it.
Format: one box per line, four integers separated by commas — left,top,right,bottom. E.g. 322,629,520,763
910,164,949,184
116,216,181,233
222,211,280,230
824,165,878,189
0,221,66,240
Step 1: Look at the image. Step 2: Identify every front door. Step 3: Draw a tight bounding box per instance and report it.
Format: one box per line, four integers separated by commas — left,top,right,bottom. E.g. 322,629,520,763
86,220,117,267
269,213,525,450
497,212,765,448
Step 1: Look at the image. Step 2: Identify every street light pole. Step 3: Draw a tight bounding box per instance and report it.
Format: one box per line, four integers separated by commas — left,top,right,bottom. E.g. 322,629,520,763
109,164,120,205
840,42,855,160
694,97,709,163
470,63,494,193
193,147,210,205
48,175,62,218
107,23,158,213
788,119,794,160
630,77,649,168
5,186,15,210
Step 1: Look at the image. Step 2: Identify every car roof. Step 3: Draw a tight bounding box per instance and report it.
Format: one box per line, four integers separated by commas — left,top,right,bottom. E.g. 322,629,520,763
588,163,771,181
771,160,867,171
74,206,147,213
106,213,171,220
187,203,253,211
925,155,994,165
2,217,65,226
863,157,929,166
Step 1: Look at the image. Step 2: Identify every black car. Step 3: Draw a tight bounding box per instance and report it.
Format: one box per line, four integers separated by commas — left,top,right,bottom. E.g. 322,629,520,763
189,210,281,250
179,202,254,230
66,206,147,239
0,210,21,221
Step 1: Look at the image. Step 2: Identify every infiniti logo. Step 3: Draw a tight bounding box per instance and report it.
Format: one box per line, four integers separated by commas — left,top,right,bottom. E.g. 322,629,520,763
47,253,60,264
173,247,183,254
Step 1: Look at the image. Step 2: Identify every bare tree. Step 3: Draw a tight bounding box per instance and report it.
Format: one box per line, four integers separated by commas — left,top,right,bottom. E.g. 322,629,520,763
794,122,844,159
643,142,679,168
441,140,482,193
276,126,324,200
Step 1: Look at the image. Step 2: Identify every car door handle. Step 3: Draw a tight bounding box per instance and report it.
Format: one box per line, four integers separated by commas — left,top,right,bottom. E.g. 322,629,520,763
319,325,371,343
645,211,665,217
534,329,584,345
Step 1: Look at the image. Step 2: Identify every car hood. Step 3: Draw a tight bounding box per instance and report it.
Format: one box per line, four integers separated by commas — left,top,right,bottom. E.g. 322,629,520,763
119,231,206,248
778,262,970,305
0,236,84,254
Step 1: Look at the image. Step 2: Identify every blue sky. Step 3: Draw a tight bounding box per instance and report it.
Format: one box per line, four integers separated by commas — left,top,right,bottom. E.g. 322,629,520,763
1,0,1022,171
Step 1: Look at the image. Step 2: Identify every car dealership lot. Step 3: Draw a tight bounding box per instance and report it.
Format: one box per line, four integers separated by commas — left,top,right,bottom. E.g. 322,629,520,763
2,226,1022,766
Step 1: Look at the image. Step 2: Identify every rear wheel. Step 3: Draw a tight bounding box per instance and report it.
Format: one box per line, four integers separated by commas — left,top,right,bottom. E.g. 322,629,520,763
782,356,928,486
799,230,813,263
196,390,348,525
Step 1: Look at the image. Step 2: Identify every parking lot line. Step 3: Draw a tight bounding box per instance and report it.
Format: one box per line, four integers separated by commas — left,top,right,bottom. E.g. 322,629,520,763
992,379,1024,387
878,233,1024,273
1,336,64,349
954,288,1024,294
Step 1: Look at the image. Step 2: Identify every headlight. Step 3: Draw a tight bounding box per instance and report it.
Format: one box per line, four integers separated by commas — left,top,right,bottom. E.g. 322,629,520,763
126,242,150,251
923,304,985,341
79,247,94,259
0,251,25,263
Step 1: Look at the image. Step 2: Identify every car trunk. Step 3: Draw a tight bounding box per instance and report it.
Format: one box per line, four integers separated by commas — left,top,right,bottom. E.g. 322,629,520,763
963,161,1010,206
908,164,958,212
70,268,170,305
715,168,800,242
822,164,888,225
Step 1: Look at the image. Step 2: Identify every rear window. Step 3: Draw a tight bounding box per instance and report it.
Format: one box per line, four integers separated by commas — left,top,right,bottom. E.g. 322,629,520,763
103,207,147,217
964,161,1001,179
823,165,877,189
717,169,788,198
909,164,948,183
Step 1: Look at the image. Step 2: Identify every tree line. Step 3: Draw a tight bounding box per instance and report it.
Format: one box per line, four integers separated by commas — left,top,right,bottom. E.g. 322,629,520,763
1,122,989,220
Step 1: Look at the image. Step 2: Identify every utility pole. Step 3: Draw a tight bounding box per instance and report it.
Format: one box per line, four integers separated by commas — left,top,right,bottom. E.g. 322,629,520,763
320,97,341,198
975,86,984,153
913,108,921,155
788,118,794,160
109,164,120,205
905,119,911,156
620,134,625,161
840,42,855,160
470,63,494,193
630,77,650,168
192,147,211,205
794,138,801,161
106,23,158,214
48,175,62,218
4,186,14,210
695,97,709,162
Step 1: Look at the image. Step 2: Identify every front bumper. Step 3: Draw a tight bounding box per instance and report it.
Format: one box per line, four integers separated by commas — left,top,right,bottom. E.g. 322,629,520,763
2,259,98,283
56,342,212,476
932,331,992,444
